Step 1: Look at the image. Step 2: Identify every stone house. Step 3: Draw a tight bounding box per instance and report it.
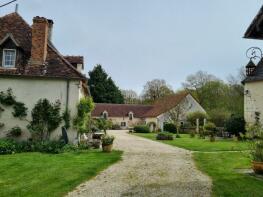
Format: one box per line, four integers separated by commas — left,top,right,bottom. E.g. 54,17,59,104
243,5,263,125
92,92,206,130
0,12,88,142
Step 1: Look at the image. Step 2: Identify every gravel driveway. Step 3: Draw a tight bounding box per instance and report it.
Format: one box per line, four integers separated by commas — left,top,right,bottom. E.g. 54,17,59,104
67,130,212,197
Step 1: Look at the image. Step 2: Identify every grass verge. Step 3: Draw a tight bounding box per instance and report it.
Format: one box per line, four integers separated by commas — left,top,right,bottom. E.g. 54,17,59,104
0,150,122,197
133,133,250,152
194,152,263,197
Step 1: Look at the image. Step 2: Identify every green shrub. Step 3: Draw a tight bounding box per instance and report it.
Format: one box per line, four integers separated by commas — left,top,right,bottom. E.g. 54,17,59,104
0,139,66,155
27,99,62,141
0,139,16,154
187,111,208,126
33,140,65,154
156,132,173,140
102,135,115,146
112,124,121,130
62,144,80,152
134,125,150,133
163,123,177,133
225,115,246,136
204,122,216,132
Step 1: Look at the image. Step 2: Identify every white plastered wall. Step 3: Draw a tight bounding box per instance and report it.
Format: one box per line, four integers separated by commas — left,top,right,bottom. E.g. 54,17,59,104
0,77,83,142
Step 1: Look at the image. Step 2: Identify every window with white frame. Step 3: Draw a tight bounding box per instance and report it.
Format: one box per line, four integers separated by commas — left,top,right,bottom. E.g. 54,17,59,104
2,49,16,68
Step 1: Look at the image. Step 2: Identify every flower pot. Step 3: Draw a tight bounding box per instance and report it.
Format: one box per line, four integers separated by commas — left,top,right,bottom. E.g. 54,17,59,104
252,161,263,174
102,144,113,152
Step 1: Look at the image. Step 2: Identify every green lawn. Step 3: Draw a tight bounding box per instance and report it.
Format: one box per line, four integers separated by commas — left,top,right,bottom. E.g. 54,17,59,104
0,150,122,197
194,152,263,197
133,133,250,152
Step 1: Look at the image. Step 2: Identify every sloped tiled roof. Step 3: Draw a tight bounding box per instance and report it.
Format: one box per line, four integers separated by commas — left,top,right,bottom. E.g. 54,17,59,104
92,103,154,118
92,92,191,118
0,12,86,80
64,56,84,65
244,5,263,40
144,92,189,117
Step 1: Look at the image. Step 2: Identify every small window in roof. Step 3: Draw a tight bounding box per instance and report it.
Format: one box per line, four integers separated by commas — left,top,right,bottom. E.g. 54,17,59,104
2,49,16,68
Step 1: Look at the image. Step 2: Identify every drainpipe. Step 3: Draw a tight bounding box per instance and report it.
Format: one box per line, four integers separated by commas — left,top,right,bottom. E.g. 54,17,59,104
66,79,70,110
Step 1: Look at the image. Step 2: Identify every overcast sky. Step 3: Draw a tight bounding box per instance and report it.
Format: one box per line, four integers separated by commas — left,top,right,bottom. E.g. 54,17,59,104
1,0,263,94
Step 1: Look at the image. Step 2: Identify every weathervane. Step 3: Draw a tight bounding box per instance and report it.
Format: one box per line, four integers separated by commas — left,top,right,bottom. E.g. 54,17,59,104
246,47,263,61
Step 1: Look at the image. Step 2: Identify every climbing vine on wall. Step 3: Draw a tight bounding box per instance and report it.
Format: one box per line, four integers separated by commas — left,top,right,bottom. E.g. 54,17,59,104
0,88,28,120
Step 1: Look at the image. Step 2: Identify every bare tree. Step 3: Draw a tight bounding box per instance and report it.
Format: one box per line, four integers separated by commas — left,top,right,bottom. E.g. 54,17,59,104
227,67,246,85
121,89,140,104
142,79,174,103
182,71,220,105
167,98,190,137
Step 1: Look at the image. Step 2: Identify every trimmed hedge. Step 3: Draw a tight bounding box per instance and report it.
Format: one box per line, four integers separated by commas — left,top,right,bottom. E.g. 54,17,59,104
133,125,150,133
156,132,174,140
163,123,177,133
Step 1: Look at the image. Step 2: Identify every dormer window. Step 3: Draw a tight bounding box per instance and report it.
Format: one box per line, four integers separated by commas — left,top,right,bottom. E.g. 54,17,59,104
2,49,16,68
102,111,108,120
128,112,133,120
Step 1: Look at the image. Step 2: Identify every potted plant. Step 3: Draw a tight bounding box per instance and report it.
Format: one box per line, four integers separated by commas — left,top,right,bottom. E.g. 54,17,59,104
247,120,263,174
102,134,115,152
251,140,263,174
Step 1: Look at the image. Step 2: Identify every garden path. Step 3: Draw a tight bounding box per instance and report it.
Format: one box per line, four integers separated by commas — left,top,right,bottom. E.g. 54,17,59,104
67,130,212,197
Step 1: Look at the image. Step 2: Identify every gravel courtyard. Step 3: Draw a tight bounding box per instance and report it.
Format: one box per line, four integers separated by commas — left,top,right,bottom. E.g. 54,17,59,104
67,130,212,197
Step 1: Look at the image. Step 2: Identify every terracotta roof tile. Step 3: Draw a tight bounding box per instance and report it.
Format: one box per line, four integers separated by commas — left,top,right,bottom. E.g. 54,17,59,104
0,12,86,80
92,92,190,118
92,103,153,118
144,92,189,117
64,56,84,65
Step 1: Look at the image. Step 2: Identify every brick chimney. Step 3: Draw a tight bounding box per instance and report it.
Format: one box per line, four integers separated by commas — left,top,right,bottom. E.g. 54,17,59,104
30,16,49,65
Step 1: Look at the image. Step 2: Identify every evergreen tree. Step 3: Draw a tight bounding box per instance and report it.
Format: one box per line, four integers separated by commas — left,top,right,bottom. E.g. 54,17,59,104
88,65,124,103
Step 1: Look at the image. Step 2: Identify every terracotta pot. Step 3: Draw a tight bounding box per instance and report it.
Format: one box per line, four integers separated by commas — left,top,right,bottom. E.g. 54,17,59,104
102,144,113,152
252,161,263,174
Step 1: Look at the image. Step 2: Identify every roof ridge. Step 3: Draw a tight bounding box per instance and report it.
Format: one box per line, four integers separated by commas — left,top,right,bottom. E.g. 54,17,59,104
1,12,31,28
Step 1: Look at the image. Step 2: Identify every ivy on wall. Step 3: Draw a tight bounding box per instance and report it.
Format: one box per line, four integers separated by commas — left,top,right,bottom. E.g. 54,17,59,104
0,88,28,137
0,88,28,119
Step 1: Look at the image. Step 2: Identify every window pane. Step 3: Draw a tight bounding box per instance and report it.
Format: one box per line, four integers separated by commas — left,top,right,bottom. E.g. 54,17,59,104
3,50,16,68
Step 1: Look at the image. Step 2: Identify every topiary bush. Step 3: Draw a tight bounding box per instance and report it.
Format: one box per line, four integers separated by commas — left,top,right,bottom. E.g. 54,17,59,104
225,115,246,137
156,132,173,140
134,125,150,133
163,123,177,133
